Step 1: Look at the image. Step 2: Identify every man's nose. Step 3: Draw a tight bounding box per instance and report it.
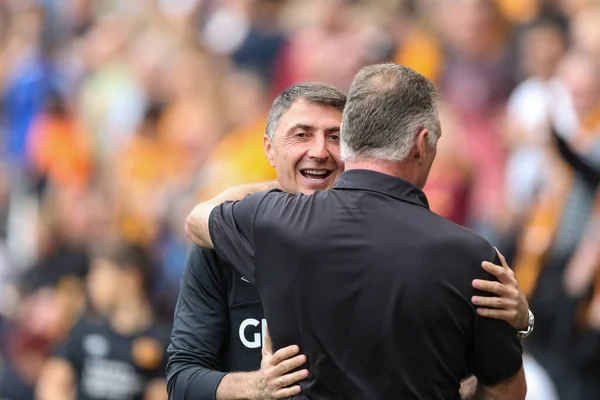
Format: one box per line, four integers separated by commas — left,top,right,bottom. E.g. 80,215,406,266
307,134,329,160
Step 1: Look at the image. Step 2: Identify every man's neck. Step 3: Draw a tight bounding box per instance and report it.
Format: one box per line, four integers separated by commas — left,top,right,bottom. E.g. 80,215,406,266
344,159,420,187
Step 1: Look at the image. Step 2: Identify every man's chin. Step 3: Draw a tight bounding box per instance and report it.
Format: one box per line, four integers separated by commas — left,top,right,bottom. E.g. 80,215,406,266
296,173,336,194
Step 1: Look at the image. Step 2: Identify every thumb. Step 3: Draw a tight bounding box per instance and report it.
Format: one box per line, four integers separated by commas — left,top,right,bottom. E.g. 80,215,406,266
262,322,273,356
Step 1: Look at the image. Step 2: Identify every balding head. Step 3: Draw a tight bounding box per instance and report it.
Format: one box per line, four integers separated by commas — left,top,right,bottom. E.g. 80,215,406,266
340,63,440,162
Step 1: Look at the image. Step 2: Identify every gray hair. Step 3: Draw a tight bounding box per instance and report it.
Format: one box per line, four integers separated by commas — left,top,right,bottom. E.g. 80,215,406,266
340,63,440,162
265,83,347,139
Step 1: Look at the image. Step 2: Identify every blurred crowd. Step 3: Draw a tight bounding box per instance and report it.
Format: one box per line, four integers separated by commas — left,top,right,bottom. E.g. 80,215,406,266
0,0,598,398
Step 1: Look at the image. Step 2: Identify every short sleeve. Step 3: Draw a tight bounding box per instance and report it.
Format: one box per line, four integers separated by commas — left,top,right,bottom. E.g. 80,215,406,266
467,253,524,385
208,192,269,283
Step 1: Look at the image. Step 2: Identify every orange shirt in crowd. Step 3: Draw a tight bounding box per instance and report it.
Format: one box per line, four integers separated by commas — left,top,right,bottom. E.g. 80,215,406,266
393,26,444,84
114,133,171,245
495,0,539,24
27,115,91,191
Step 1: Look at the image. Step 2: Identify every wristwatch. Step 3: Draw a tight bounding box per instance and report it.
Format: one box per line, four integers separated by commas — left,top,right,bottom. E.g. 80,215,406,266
517,309,535,339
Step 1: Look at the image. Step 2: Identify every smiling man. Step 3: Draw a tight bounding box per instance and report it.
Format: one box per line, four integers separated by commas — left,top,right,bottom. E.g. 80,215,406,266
168,82,533,400
167,84,347,400
263,92,344,193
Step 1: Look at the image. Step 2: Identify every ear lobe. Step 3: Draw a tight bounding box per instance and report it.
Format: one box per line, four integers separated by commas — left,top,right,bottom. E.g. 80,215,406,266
411,143,420,160
415,129,429,161
264,135,275,167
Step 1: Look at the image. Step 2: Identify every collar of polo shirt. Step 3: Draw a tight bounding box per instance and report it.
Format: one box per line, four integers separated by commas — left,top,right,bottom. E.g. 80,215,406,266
333,169,430,209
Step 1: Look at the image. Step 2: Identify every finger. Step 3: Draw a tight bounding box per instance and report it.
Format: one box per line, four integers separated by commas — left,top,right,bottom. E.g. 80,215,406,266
476,307,516,322
276,354,307,376
494,247,510,270
472,296,508,310
271,344,301,365
274,385,302,399
472,279,507,296
481,262,509,283
498,249,517,278
279,369,309,387
262,323,273,356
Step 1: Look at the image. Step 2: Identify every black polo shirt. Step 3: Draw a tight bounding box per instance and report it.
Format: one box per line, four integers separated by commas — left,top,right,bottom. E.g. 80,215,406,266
209,169,523,400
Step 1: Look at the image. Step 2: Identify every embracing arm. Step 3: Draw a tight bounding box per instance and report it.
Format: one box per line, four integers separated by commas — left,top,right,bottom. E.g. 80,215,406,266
465,247,527,400
459,249,530,399
167,247,308,400
473,367,527,399
185,182,278,248
459,369,527,400
167,247,270,400
216,328,308,400
471,249,531,332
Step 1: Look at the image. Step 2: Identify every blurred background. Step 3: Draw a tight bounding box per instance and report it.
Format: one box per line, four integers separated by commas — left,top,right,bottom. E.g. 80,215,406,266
0,0,598,398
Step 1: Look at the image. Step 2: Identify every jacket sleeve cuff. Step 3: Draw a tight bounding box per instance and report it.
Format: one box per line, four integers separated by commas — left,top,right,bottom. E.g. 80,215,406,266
170,368,227,400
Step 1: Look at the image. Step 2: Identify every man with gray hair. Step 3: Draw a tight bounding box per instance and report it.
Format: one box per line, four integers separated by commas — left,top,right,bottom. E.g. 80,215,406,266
184,65,528,399
340,67,441,165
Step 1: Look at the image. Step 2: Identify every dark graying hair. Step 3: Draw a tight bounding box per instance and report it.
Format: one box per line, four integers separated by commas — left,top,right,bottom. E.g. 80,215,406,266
265,83,347,139
340,63,440,162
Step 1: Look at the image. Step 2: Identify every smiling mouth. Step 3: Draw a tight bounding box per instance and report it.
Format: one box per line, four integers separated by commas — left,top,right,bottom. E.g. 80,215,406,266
300,169,333,181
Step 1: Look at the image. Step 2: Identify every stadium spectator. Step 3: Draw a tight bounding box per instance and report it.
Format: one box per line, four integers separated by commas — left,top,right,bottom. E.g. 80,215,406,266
514,50,600,400
36,241,170,400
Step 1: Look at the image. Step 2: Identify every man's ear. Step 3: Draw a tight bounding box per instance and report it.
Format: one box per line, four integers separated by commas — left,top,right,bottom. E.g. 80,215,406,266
414,128,429,162
264,135,275,167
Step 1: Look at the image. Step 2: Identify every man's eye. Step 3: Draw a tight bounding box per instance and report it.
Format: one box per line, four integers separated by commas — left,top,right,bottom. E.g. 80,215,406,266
330,134,340,141
295,132,307,138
